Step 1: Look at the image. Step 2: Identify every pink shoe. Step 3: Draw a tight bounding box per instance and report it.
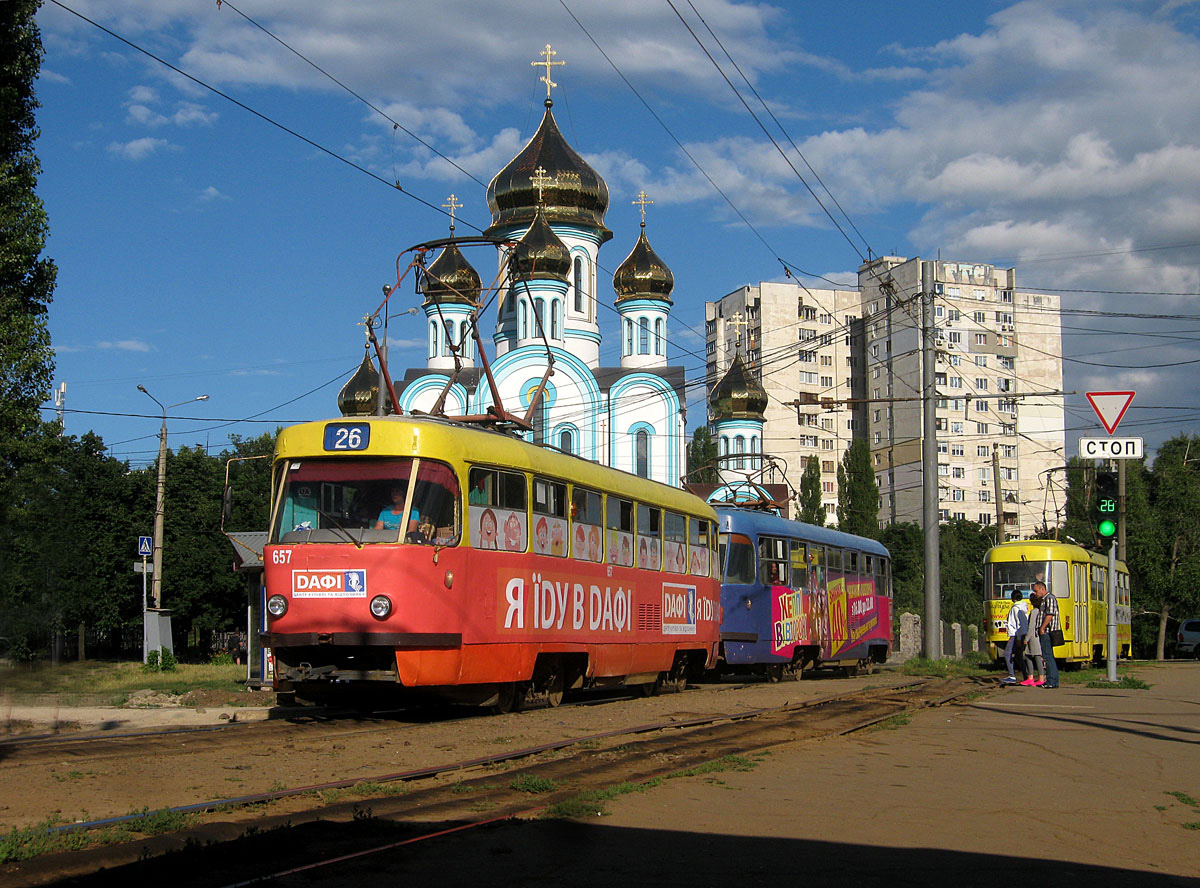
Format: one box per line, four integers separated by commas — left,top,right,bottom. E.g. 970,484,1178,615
1033,678,1045,687
1019,678,1037,686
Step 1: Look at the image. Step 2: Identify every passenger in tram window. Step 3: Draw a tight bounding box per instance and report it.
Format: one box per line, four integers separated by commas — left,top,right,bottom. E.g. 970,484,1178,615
376,484,419,534
469,473,490,505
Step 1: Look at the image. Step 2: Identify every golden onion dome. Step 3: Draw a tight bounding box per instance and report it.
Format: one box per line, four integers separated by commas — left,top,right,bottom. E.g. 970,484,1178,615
485,101,612,242
510,207,572,281
709,351,768,421
421,241,481,306
613,227,674,304
337,348,383,417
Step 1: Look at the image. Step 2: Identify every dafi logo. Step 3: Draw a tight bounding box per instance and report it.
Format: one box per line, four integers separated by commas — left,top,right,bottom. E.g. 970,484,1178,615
292,569,368,598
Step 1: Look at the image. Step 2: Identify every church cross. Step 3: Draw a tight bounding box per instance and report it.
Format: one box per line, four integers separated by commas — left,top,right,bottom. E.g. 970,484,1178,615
531,44,565,100
727,311,747,349
530,166,553,205
442,193,462,232
632,190,653,227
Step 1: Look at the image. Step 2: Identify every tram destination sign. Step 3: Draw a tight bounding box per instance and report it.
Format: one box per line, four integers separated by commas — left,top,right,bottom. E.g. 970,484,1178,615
1079,436,1144,459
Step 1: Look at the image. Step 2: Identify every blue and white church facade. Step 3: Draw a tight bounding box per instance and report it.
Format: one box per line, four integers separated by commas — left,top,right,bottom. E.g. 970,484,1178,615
390,58,687,487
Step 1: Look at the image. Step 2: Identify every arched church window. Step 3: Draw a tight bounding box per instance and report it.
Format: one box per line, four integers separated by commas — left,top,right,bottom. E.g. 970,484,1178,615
635,430,650,478
625,319,633,356
559,428,574,455
573,256,583,313
535,298,545,335
520,300,528,339
721,435,729,456
638,318,650,355
551,298,560,339
655,318,665,355
428,320,438,359
750,435,759,469
735,435,746,470
443,319,454,357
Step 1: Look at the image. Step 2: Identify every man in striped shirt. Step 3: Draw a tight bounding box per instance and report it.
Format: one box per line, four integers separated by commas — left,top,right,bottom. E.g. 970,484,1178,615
1033,581,1060,688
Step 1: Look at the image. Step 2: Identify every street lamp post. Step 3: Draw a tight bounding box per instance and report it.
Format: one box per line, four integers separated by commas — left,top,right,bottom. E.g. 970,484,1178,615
138,386,208,657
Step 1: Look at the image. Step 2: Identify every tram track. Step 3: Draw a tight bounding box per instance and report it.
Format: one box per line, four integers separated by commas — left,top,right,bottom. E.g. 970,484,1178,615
2,675,992,887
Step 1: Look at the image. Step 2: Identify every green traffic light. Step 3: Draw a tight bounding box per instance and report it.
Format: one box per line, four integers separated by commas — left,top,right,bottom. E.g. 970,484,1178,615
1098,518,1117,538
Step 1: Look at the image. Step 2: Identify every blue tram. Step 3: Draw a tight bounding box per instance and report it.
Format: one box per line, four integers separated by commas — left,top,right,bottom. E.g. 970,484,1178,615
716,507,893,678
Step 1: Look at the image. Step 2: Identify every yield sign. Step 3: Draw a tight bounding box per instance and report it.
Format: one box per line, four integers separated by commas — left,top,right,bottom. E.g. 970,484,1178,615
1086,391,1135,435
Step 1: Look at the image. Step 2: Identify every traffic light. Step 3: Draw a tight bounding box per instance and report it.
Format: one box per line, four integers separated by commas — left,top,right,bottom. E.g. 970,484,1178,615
1094,470,1118,541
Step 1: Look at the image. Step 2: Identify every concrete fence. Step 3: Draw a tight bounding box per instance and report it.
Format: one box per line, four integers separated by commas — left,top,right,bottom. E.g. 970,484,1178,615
889,612,984,662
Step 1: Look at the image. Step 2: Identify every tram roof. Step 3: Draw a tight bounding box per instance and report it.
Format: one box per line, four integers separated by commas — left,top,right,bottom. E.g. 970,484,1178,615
984,538,1128,570
275,414,716,518
715,507,890,558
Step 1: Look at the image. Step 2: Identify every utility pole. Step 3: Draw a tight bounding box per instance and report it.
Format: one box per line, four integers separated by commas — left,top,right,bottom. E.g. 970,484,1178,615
1116,459,1126,563
992,443,1004,543
921,261,941,659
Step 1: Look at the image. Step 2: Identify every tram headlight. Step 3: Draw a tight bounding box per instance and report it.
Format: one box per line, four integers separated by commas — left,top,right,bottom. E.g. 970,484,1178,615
266,594,289,617
369,595,393,619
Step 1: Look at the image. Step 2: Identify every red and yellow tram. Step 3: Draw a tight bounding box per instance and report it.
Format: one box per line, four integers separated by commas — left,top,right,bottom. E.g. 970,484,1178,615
262,414,722,709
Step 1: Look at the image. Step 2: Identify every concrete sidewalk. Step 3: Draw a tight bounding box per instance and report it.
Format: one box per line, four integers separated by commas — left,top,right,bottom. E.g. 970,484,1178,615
1,702,275,734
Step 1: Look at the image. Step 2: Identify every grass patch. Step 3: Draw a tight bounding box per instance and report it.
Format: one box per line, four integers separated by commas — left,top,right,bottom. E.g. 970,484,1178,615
1085,674,1151,690
1166,790,1199,807
871,712,913,731
1183,822,1200,831
509,774,558,794
668,755,758,778
0,808,195,864
900,654,991,679
0,661,251,706
542,778,664,819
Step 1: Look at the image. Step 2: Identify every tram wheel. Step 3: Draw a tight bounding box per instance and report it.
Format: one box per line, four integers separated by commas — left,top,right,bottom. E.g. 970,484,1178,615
490,682,521,714
767,664,783,683
858,658,876,676
664,657,689,694
537,659,565,708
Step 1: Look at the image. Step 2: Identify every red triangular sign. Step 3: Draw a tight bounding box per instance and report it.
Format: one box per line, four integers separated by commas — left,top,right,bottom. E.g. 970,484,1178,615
1086,391,1135,435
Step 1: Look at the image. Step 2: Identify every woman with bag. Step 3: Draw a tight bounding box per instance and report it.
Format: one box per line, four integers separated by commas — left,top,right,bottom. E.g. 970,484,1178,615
1020,590,1046,686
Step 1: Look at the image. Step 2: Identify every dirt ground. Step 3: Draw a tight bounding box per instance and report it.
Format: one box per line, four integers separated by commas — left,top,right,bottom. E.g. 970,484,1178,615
3,663,1198,886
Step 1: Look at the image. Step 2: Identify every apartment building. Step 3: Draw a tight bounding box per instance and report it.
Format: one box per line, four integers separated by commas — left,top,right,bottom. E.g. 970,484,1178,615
704,260,1066,538
705,281,866,519
859,256,1065,539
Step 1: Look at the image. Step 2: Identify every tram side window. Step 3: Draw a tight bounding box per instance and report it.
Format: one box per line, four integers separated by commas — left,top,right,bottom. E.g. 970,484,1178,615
572,486,604,562
408,460,461,545
789,541,807,590
875,557,891,598
826,547,844,584
532,477,568,556
637,503,662,569
607,496,634,566
758,536,789,585
467,466,527,552
690,518,712,577
663,511,687,573
722,533,756,585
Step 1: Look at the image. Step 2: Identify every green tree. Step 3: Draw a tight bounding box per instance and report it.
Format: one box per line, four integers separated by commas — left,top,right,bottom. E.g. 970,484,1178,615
685,425,718,484
880,521,923,617
0,0,56,454
1141,436,1200,658
835,438,879,538
798,455,825,526
938,519,991,628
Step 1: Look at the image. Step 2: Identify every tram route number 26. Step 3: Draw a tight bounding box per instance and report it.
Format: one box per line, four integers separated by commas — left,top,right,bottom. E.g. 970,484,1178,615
323,422,371,452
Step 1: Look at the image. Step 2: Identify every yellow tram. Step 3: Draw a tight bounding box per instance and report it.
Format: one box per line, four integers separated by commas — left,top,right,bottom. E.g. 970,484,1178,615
983,540,1131,665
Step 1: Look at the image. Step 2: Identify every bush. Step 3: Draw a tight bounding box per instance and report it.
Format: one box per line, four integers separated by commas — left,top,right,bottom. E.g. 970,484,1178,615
142,648,178,673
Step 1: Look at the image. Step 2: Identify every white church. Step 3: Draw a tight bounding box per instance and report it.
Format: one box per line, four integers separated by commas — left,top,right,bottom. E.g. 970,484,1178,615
341,48,689,487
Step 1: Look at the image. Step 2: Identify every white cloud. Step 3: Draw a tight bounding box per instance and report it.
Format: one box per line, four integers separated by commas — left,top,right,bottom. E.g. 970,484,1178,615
107,137,171,160
38,69,71,85
97,339,153,352
198,185,230,202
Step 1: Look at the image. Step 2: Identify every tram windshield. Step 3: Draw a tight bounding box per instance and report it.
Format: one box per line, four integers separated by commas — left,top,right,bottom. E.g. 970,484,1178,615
272,457,461,546
986,559,1069,600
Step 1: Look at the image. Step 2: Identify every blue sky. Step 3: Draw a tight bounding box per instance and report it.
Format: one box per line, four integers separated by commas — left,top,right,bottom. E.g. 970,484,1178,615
33,0,1200,466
